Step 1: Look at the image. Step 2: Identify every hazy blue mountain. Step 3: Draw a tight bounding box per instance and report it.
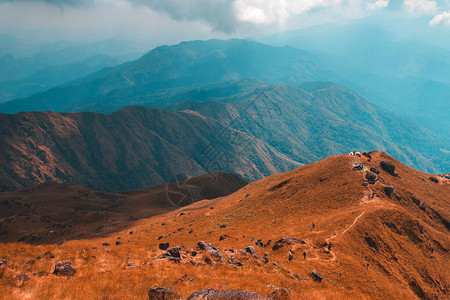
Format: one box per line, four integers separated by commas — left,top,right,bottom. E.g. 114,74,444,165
0,54,126,102
168,80,449,173
259,18,450,139
0,39,336,113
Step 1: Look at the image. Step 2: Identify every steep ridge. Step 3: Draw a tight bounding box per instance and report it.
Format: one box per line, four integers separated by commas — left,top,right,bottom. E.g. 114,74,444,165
170,81,449,173
0,172,247,244
0,107,297,191
0,152,447,299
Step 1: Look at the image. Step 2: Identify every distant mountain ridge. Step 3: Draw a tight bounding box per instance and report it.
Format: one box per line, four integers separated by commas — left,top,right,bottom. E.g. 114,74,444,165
0,39,334,113
0,106,297,191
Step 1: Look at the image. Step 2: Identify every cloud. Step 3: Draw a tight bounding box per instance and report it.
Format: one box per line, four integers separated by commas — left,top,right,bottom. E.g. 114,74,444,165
430,10,450,25
367,0,390,9
403,0,438,14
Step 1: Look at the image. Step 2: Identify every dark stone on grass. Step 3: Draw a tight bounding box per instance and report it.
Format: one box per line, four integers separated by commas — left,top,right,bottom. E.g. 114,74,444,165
102,242,110,246
430,177,439,183
366,172,377,182
370,167,379,174
159,243,170,250
165,246,181,258
311,269,323,282
244,246,256,255
53,261,76,277
116,241,123,246
384,185,394,196
380,161,395,174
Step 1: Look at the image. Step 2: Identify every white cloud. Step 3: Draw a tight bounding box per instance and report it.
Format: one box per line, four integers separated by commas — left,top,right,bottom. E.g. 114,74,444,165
367,0,390,9
430,10,450,25
403,0,438,14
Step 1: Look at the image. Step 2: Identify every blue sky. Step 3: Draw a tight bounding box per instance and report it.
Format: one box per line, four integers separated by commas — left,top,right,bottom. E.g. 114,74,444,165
0,0,449,46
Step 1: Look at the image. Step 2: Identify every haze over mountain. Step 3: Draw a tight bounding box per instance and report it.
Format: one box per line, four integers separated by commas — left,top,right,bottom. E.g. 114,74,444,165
261,17,450,138
0,39,334,113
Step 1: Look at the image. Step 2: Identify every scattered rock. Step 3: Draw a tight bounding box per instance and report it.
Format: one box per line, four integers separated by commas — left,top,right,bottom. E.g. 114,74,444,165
102,242,110,246
165,246,181,258
44,251,55,259
25,259,36,265
311,269,323,282
362,152,372,159
384,185,394,196
189,230,193,234
187,288,266,300
370,167,380,174
244,246,256,255
204,257,213,265
116,241,123,246
197,241,217,251
157,236,164,240
362,182,368,186
53,261,76,277
380,161,395,175
159,243,170,250
220,224,227,229
429,177,439,183
179,213,185,216
148,287,180,300
129,231,134,235
268,289,292,300
210,207,214,210
191,250,198,257
12,273,30,287
366,172,377,182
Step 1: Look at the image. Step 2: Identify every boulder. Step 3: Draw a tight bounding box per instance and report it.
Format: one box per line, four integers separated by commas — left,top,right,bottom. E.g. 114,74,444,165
159,243,170,250
102,242,110,246
12,273,30,287
384,185,394,196
148,286,180,300
187,288,266,300
362,152,372,159
366,172,377,182
430,177,439,183
380,161,395,174
197,241,217,251
165,246,181,258
244,246,256,255
268,289,292,300
370,167,380,174
311,269,323,282
53,261,76,277
272,237,304,251
116,241,123,246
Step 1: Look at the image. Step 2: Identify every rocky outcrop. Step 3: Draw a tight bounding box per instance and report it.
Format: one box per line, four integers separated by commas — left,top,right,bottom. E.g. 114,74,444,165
187,288,266,300
53,261,76,277
384,185,394,196
12,273,30,287
311,269,323,282
148,287,180,300
159,243,170,250
272,237,304,250
380,161,395,175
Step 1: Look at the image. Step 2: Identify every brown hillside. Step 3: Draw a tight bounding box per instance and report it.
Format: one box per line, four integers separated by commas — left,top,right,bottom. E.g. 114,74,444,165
0,152,448,299
0,107,297,192
0,172,247,244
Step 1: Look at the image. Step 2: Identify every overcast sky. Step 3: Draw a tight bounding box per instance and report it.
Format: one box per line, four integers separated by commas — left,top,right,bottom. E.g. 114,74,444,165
0,0,449,49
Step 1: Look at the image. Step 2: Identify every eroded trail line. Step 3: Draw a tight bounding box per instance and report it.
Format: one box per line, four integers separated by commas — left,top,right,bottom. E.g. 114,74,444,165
342,211,365,234
315,211,365,262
